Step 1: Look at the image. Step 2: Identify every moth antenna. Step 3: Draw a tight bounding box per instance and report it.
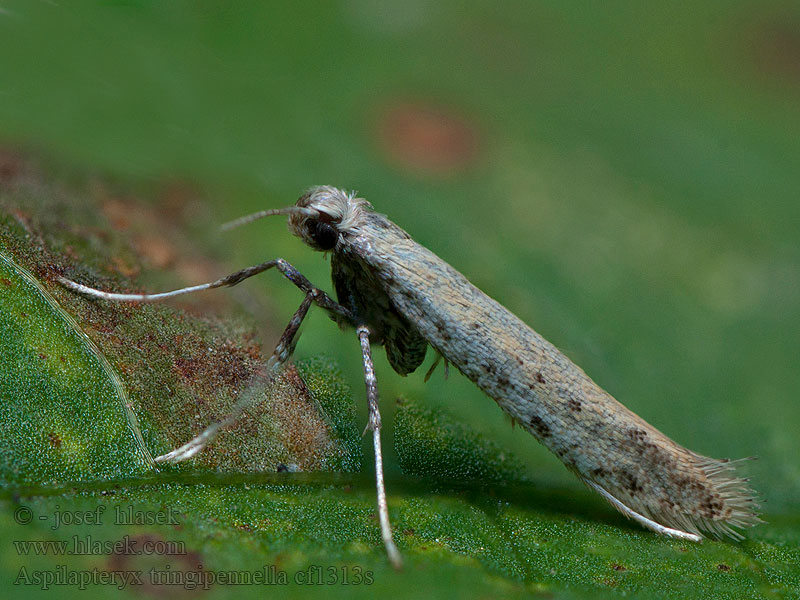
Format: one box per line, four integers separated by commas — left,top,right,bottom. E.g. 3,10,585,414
221,206,319,231
582,478,703,542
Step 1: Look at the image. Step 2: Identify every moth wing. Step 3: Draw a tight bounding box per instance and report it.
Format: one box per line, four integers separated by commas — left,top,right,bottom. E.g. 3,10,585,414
384,321,427,376
331,246,427,376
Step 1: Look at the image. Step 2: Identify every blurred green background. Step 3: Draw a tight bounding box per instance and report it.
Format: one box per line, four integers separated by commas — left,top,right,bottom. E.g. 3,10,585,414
1,1,799,598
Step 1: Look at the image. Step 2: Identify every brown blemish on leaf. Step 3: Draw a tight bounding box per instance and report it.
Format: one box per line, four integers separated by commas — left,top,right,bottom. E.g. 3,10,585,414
171,337,254,391
717,563,731,571
47,432,62,448
110,255,140,278
99,196,132,231
92,175,246,318
243,340,262,361
158,181,201,222
133,234,177,270
0,149,25,183
750,19,800,86
375,102,479,175
172,356,199,382
107,532,203,598
611,563,626,572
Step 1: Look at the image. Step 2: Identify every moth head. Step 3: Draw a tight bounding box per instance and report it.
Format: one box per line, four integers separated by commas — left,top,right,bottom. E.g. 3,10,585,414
221,186,369,252
288,186,369,252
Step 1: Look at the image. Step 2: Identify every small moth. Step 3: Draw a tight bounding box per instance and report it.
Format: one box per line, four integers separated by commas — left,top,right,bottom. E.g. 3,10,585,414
60,186,760,568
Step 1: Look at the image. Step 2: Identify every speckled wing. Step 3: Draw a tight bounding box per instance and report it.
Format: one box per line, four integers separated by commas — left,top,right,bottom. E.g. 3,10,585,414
331,241,427,376
346,209,759,540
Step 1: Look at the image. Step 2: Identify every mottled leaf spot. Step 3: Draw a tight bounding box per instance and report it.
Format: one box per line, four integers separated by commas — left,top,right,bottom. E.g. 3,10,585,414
0,149,24,183
750,19,800,86
375,102,479,175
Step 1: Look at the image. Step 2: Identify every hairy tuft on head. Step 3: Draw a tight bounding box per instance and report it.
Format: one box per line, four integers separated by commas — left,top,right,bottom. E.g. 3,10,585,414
293,186,372,235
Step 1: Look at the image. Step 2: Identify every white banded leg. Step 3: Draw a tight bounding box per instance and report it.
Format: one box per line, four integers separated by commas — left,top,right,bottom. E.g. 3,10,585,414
357,325,402,570
59,262,351,461
58,257,350,320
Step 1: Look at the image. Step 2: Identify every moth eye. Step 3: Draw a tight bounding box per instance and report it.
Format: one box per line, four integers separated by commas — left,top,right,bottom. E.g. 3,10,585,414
306,220,338,250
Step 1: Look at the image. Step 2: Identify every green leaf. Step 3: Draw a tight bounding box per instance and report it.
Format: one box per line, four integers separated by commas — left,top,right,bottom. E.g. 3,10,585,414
0,249,152,482
395,396,528,484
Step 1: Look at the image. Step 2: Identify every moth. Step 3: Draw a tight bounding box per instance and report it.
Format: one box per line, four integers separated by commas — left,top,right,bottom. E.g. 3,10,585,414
60,186,761,568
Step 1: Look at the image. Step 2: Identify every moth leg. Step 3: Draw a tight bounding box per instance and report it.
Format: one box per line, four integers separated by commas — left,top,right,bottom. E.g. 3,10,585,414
61,261,354,460
423,353,442,383
156,291,316,463
582,478,702,542
357,325,402,570
423,352,451,383
58,258,350,320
